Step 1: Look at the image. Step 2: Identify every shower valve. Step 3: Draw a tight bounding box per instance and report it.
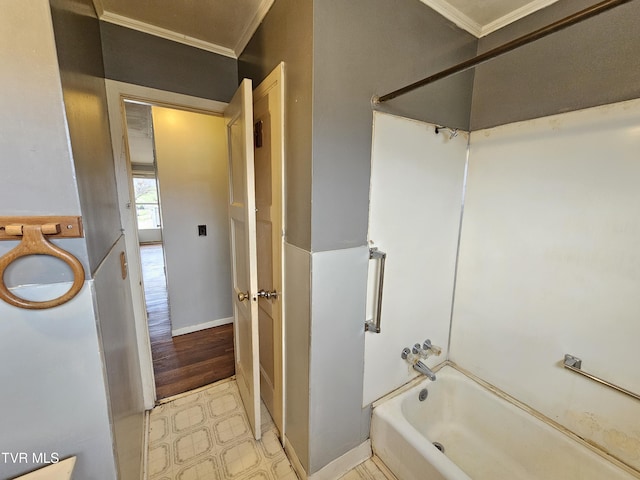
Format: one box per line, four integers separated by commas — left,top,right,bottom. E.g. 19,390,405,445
413,339,442,358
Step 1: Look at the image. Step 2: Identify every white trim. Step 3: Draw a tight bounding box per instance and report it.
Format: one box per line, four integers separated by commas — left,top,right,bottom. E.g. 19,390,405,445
308,440,372,480
106,80,228,113
480,0,560,37
419,0,561,38
284,436,308,480
92,0,104,16
157,376,235,404
419,0,482,37
171,317,233,337
100,11,237,59
141,410,150,480
233,0,274,56
105,79,228,410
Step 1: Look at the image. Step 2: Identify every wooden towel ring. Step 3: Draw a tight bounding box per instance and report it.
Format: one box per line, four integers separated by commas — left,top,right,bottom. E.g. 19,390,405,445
0,224,85,309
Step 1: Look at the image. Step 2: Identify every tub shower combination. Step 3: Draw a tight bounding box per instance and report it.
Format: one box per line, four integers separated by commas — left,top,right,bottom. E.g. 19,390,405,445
371,361,638,480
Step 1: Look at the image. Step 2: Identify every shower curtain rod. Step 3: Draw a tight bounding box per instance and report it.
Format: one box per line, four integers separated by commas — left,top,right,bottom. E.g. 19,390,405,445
374,0,634,104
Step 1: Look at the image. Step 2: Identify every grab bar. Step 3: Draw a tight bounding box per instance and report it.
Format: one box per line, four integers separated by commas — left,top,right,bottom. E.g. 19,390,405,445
0,216,85,309
563,354,640,402
365,247,386,333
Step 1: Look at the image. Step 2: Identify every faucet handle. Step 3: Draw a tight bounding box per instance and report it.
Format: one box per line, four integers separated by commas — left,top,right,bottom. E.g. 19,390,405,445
401,347,411,360
412,343,423,355
423,339,442,356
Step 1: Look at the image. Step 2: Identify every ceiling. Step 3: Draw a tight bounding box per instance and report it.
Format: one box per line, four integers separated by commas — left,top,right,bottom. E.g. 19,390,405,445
124,102,155,166
93,0,560,58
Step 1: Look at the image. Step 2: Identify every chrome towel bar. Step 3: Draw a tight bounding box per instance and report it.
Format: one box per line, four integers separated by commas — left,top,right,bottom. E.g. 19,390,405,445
365,247,386,333
563,354,640,402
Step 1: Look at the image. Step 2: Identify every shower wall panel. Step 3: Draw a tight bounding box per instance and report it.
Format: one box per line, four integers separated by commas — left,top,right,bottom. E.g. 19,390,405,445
452,98,640,471
363,112,468,405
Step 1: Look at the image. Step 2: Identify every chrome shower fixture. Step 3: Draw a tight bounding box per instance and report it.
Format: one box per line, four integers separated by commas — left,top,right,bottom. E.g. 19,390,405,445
434,125,459,140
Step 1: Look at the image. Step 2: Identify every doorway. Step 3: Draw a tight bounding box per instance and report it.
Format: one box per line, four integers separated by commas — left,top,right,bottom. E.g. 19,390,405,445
123,100,235,400
106,69,286,440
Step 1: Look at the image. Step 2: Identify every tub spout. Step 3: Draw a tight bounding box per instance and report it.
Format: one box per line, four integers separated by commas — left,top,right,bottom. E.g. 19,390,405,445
414,361,436,381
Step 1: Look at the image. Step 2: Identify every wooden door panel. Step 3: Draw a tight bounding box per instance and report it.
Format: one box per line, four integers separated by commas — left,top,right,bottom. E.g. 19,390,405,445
225,79,260,440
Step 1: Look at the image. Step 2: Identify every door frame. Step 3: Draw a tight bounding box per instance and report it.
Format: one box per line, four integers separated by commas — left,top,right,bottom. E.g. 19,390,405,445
105,80,227,408
105,77,286,423
253,63,286,442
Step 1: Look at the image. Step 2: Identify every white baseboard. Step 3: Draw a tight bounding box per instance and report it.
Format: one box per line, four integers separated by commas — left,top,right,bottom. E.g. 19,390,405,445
284,436,307,480
141,410,150,480
308,440,372,480
171,316,233,337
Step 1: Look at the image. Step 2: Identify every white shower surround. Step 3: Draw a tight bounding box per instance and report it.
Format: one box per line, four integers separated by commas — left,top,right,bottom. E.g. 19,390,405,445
367,98,640,475
364,112,468,406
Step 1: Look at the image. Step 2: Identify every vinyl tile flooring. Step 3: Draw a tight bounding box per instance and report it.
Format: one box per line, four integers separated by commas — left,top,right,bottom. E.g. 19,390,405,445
338,459,395,480
142,244,393,480
147,378,297,480
140,244,235,399
147,379,394,480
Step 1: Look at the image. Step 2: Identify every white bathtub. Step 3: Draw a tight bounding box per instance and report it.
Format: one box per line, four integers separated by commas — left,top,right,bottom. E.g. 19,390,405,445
371,364,638,480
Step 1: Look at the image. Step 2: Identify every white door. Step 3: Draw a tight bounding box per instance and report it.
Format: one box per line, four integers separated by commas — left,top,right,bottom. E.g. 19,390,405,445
225,79,261,440
253,63,285,440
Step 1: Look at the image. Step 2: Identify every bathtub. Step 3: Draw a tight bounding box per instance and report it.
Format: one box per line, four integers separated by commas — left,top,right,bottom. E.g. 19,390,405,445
371,364,638,480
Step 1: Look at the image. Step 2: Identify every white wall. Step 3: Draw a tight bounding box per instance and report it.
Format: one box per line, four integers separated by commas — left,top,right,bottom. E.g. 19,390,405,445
309,246,370,472
451,99,640,471
0,283,116,478
152,107,233,334
363,112,468,405
93,236,145,479
284,242,311,471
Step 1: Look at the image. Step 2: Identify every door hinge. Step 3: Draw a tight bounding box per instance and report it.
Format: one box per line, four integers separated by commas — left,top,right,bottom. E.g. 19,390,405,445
254,120,263,149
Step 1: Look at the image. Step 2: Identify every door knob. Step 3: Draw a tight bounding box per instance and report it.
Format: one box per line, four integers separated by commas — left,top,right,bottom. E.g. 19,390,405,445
257,289,279,300
237,291,250,302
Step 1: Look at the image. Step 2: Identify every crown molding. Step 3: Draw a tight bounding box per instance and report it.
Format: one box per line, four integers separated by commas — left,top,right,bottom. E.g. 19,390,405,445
419,0,483,37
99,11,237,59
92,0,104,16
234,0,274,56
480,0,560,37
421,0,560,38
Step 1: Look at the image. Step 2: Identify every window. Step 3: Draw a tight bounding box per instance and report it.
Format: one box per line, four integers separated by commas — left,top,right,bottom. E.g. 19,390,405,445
133,177,161,230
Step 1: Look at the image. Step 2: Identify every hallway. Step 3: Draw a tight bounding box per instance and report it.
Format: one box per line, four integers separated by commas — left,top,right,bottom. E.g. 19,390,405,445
140,244,235,399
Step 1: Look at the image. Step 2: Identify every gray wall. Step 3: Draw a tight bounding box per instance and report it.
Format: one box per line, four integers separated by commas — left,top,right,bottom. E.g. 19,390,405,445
50,0,121,275
306,0,476,473
240,0,477,474
311,0,477,252
238,0,314,252
0,0,88,288
470,0,640,130
101,22,239,103
238,0,314,471
0,1,119,478
49,2,146,479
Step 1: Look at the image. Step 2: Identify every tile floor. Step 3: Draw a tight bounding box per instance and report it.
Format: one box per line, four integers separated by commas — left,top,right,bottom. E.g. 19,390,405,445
147,378,393,480
337,459,395,480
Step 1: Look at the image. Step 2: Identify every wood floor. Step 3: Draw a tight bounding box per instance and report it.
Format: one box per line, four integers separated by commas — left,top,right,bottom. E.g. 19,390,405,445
140,244,235,400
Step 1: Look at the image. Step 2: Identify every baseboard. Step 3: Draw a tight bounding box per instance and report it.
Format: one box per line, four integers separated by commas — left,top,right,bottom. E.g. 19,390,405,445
141,410,150,480
171,316,233,337
284,436,308,480
308,440,372,480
